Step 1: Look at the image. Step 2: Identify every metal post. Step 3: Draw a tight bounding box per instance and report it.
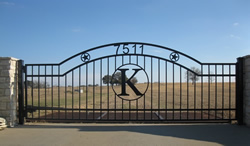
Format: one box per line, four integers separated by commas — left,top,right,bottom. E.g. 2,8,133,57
18,60,25,124
236,57,244,125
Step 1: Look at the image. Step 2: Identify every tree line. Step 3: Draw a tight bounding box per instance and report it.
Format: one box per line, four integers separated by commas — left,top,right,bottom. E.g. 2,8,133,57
102,72,138,85
185,67,214,84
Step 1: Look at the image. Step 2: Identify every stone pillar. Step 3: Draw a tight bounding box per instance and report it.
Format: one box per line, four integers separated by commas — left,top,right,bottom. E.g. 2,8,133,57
243,55,250,126
0,57,20,127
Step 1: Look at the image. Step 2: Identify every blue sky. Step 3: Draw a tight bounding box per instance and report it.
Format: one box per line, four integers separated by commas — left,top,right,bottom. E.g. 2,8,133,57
0,0,249,64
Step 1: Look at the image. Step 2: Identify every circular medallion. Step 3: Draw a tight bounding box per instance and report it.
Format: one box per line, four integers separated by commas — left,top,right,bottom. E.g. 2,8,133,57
111,63,149,101
169,52,179,62
81,53,90,62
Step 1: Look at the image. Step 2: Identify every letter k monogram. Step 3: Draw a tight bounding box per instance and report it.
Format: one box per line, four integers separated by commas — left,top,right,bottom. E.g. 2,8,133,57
118,68,143,96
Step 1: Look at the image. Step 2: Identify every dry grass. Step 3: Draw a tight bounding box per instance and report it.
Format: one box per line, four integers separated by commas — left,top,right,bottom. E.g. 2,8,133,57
26,82,236,120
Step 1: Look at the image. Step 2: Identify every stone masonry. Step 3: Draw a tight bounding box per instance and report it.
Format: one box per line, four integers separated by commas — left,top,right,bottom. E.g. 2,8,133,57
243,55,250,126
0,57,19,127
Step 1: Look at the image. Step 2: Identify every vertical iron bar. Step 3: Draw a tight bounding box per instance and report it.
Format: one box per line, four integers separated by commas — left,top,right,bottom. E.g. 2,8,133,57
38,66,40,119
114,57,116,120
222,65,224,119
136,54,139,65
165,61,168,120
107,58,109,120
151,57,153,120
18,60,24,124
201,65,203,119
158,59,160,120
187,71,189,119
194,73,196,120
24,65,28,119
58,66,60,119
45,66,47,119
72,70,74,119
100,59,102,120
122,99,124,120
51,65,53,119
236,57,243,125
79,67,81,119
144,56,146,120
65,75,67,119
229,65,231,119
86,64,88,120
136,44,138,64
122,55,124,65
172,63,174,120
129,101,131,120
208,65,210,119
136,100,138,120
215,65,217,119
93,62,95,120
31,66,34,119
180,66,182,120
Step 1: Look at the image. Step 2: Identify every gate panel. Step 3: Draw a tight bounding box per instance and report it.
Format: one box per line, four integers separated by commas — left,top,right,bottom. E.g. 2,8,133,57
24,42,237,123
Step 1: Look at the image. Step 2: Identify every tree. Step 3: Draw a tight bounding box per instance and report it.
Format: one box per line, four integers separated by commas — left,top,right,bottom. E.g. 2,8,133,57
112,72,129,85
209,71,215,83
102,75,112,85
102,72,137,85
32,81,50,88
25,80,33,87
130,77,138,85
186,67,201,85
112,72,121,85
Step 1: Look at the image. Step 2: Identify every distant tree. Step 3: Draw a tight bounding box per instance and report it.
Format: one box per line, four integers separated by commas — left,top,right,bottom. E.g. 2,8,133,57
102,75,112,85
32,81,50,88
113,72,128,85
130,77,138,85
185,67,201,85
25,80,33,87
209,71,215,83
102,73,139,86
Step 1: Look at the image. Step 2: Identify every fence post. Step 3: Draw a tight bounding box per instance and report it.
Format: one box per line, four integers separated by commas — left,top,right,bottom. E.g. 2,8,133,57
18,60,24,124
236,57,244,125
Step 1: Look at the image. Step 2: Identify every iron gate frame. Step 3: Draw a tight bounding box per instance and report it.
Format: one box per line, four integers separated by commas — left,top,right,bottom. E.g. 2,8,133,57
18,42,243,124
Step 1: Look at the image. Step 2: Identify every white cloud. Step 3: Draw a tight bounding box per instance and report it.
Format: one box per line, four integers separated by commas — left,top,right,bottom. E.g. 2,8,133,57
0,2,15,5
233,22,239,26
229,34,241,39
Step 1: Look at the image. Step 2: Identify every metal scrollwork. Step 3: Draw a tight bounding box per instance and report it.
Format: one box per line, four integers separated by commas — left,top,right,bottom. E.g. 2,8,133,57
81,52,90,62
169,52,180,62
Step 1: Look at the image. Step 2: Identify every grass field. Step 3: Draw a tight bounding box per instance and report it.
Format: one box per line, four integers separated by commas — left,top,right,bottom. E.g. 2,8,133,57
26,82,236,120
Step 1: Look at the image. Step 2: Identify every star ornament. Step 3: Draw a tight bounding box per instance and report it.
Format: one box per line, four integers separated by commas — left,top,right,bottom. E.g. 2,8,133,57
81,53,90,62
169,52,180,62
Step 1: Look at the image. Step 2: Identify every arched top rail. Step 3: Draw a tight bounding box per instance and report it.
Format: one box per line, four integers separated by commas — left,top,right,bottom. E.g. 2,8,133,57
25,42,236,67
59,42,202,65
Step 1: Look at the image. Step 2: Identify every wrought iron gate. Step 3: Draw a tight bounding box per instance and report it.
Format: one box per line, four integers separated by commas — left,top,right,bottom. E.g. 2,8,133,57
22,42,241,123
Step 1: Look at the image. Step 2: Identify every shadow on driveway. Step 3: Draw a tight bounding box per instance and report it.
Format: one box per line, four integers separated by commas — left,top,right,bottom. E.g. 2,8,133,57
13,123,250,146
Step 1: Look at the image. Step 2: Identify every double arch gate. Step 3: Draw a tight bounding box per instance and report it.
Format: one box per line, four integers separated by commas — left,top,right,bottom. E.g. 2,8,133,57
21,42,242,123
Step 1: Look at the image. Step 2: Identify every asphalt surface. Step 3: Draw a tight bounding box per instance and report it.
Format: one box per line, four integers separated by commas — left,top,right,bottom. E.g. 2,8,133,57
0,123,250,146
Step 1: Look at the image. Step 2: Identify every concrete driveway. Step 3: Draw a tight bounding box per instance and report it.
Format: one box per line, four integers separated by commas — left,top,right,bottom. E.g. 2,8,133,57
0,123,250,146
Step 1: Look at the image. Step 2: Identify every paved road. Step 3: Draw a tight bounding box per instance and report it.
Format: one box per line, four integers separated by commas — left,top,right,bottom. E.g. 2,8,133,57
0,123,250,146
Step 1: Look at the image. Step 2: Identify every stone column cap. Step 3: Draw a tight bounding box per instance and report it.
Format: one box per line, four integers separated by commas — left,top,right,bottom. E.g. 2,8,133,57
0,57,19,61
